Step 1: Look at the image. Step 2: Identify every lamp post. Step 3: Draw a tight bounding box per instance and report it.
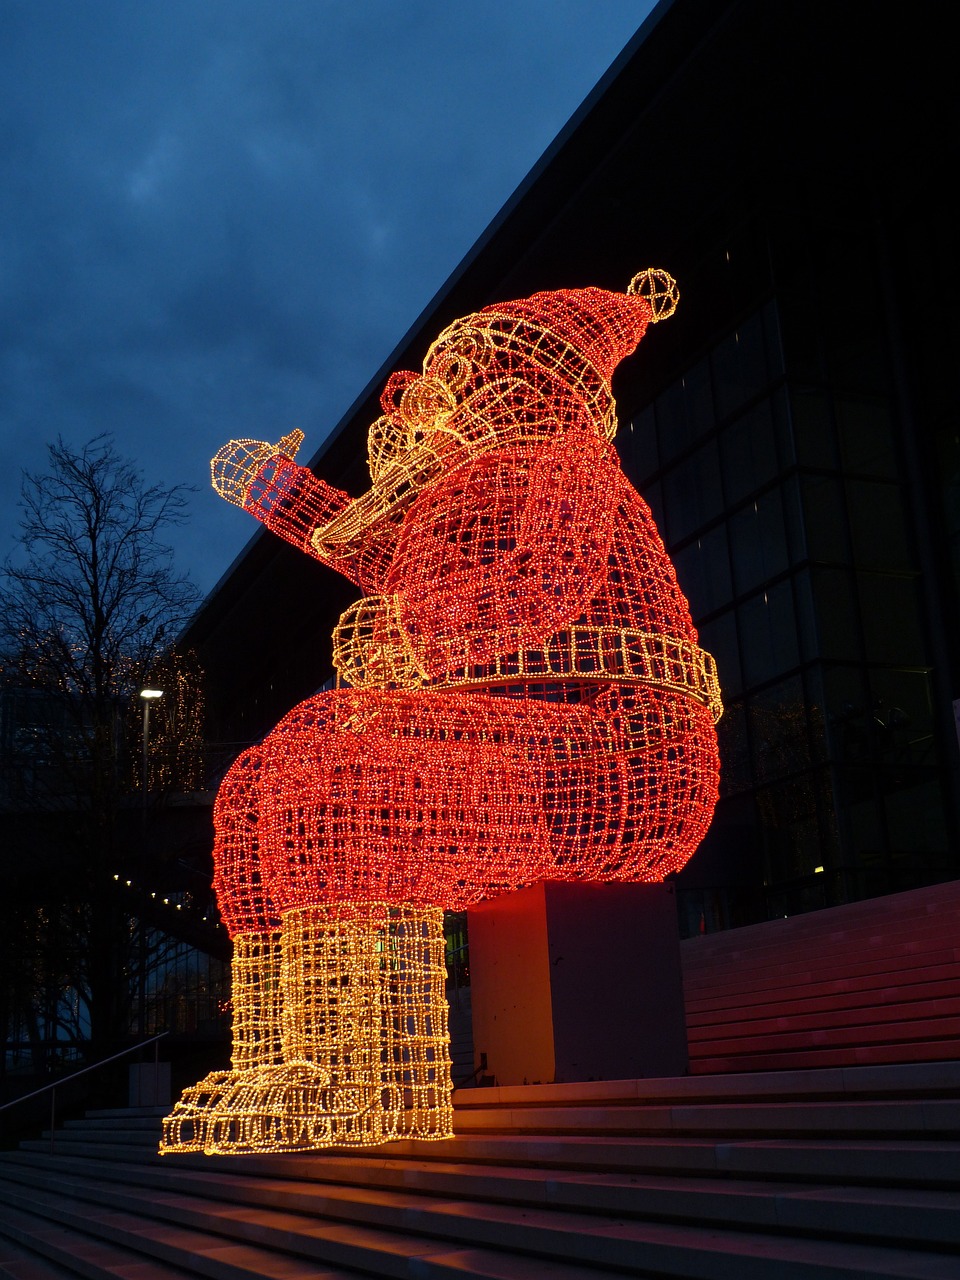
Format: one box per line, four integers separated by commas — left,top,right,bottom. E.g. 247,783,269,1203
138,689,163,1037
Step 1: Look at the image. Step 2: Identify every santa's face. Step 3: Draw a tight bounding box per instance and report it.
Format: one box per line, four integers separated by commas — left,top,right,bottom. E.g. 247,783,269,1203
366,320,612,487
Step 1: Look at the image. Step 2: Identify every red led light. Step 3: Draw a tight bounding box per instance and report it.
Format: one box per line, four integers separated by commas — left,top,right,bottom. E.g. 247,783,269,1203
163,269,720,1156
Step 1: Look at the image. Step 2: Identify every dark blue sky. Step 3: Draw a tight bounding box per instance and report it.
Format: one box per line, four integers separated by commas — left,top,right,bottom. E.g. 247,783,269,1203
1,1,653,597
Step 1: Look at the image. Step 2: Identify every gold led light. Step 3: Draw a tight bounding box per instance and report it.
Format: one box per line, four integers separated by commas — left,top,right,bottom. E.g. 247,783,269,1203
162,271,722,1157
161,903,451,1153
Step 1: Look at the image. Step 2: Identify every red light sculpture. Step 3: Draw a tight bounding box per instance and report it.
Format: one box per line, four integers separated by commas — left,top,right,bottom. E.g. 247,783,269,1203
161,269,721,1155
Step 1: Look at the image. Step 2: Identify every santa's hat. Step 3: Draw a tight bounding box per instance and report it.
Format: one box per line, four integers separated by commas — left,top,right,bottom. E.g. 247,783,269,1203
477,268,678,387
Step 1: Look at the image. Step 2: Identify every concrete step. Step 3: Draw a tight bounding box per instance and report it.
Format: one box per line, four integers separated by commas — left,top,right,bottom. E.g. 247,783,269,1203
5,1058,960,1280
0,1177,359,1280
7,1145,960,1252
0,1199,210,1280
0,1224,82,1280
684,928,960,980
64,1113,170,1132
687,918,960,958
686,1013,960,1054
690,1036,960,1074
30,1127,159,1154
686,969,960,1019
683,944,960,997
682,884,960,962
451,1097,960,1137
419,1132,960,1186
15,1119,960,1189
687,1003,960,1048
84,1106,171,1119
38,1088,960,1147
2,1157,960,1279
454,1060,960,1105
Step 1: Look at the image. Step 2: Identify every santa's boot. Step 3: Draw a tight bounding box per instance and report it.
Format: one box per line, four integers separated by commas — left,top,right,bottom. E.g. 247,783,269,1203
279,901,454,1147
161,903,453,1155
160,929,284,1154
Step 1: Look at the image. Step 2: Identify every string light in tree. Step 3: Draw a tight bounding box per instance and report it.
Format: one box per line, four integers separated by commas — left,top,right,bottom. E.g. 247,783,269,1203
161,268,721,1157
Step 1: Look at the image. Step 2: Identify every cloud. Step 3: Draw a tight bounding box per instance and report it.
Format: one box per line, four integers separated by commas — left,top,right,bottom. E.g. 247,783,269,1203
0,0,651,594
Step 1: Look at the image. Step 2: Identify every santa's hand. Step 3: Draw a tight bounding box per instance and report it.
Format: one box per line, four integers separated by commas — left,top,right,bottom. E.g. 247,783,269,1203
211,430,305,507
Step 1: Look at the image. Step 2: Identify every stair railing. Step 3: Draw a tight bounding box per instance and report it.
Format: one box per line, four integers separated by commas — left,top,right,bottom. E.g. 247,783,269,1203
0,1031,169,1153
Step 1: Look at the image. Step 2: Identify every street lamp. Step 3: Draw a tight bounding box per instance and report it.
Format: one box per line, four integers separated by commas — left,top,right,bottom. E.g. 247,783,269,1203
140,688,164,791
138,688,163,1036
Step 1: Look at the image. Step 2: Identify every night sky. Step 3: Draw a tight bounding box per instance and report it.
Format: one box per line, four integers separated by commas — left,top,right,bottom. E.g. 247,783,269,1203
1,1,654,599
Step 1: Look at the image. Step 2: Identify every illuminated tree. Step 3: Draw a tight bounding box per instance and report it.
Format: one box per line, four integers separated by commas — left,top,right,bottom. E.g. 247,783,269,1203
0,435,201,1062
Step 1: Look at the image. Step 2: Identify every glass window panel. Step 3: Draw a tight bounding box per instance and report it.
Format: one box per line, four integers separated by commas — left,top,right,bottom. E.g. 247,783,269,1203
761,299,785,378
822,300,887,397
639,479,666,541
799,668,830,764
716,699,751,796
711,331,742,423
698,609,742,700
684,359,714,440
842,785,886,877
820,665,871,764
846,480,914,573
779,288,824,382
792,570,819,663
791,392,838,469
771,387,794,469
729,490,789,595
721,400,778,506
738,580,799,688
801,474,850,564
747,675,811,785
672,525,733,619
657,380,693,464
624,405,658,481
837,400,897,477
810,566,861,661
710,312,772,423
857,573,927,665
736,310,769,402
884,780,949,859
711,332,742,422
869,669,936,767
661,440,723,543
782,473,806,564
755,776,826,882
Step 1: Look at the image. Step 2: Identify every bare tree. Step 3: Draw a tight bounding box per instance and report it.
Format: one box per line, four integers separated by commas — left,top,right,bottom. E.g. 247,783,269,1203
0,436,201,1064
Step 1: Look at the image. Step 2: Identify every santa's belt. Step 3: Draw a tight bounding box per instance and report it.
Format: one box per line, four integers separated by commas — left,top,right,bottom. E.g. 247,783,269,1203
332,599,722,722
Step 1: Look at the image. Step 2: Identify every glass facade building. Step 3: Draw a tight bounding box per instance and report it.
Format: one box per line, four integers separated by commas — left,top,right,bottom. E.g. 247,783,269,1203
619,223,960,931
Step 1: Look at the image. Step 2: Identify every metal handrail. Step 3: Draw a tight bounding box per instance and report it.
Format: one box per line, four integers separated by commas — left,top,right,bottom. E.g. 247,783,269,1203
0,1031,169,1153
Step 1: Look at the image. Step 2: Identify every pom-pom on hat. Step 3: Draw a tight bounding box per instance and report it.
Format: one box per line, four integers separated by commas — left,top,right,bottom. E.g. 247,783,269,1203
477,267,678,388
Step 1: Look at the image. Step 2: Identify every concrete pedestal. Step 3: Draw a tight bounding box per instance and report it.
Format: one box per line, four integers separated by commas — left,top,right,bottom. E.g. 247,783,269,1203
467,881,687,1085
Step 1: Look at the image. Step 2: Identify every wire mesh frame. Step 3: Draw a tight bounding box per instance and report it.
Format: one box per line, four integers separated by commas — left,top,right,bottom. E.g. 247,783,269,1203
160,902,452,1154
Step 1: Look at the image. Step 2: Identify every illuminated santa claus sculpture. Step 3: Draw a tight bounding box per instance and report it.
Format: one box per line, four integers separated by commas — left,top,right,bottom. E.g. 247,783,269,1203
161,268,721,1156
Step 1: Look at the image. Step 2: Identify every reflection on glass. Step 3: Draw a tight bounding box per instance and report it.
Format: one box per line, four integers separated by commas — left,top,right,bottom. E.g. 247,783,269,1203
836,399,897,477
721,400,778,506
801,475,850,564
791,392,837,469
738,581,799,687
846,480,913,573
698,610,742,699
730,491,789,595
673,525,732,618
662,440,723,542
856,573,926,666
